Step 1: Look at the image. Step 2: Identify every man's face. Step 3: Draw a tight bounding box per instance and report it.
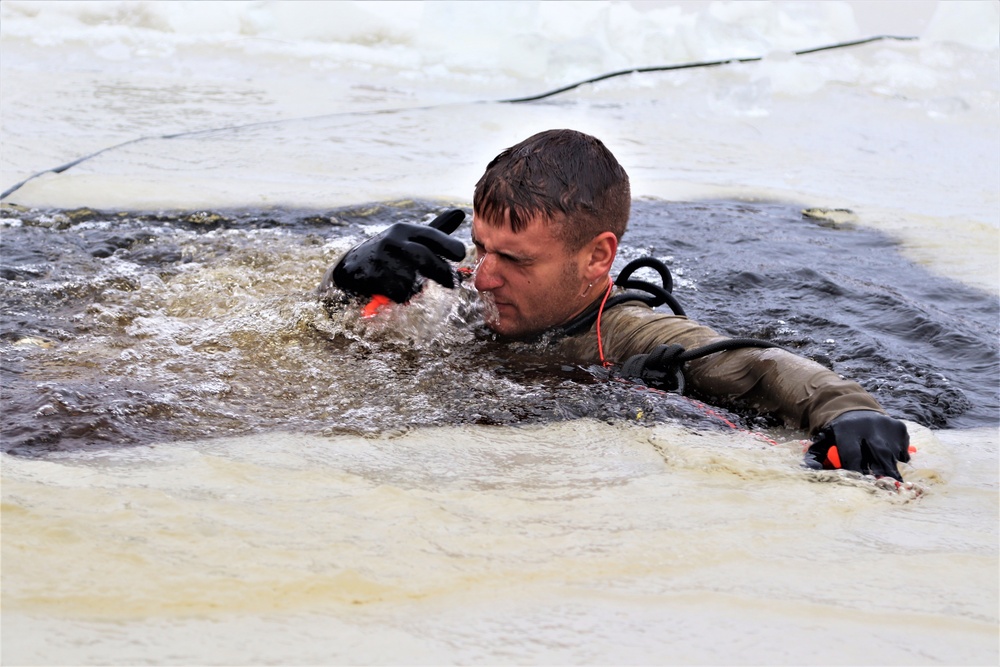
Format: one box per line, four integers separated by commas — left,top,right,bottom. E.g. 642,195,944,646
471,213,592,338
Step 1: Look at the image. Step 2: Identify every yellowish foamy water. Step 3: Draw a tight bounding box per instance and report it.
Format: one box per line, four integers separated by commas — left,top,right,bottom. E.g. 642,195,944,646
3,422,996,664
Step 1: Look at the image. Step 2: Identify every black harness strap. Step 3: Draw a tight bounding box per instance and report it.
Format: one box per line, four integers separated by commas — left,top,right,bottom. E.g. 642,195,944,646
561,257,783,394
617,338,782,394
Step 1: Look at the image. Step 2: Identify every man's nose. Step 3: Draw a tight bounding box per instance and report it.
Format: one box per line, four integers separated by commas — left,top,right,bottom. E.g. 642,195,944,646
473,253,503,291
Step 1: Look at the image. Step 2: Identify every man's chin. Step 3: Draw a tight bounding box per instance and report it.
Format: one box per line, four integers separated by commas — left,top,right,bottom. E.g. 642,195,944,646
485,320,520,339
485,318,546,341
479,300,547,339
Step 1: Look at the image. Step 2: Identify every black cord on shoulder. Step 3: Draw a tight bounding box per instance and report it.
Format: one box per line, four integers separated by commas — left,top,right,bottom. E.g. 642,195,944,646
566,256,787,394
557,257,685,338
0,34,917,202
617,337,784,394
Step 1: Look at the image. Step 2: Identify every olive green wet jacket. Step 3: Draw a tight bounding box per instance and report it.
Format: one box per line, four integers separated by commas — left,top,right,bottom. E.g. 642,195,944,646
553,301,885,434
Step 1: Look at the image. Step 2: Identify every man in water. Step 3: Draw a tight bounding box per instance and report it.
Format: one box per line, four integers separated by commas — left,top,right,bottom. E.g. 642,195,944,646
323,128,911,481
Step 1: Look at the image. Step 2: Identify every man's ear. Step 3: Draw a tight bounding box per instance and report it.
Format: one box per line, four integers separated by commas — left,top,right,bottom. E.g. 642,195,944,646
582,231,618,281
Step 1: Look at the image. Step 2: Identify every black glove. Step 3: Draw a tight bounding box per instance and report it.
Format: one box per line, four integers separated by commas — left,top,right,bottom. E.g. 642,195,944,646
326,209,466,303
805,410,910,481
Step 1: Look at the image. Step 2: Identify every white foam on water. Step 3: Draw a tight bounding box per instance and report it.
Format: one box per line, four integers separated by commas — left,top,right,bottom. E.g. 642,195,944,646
2,422,996,664
2,1,996,293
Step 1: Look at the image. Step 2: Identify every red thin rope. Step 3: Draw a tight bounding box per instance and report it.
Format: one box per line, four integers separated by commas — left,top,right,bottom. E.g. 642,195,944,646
595,279,614,367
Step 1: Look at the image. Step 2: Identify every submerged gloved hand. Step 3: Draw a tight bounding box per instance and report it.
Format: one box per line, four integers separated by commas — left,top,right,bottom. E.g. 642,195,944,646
325,209,466,303
805,410,910,481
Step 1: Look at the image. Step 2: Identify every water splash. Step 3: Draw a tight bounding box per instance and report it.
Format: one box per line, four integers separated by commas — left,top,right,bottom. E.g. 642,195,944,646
2,199,996,456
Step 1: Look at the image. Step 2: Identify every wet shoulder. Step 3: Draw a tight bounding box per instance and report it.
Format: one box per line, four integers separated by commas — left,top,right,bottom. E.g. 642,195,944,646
555,302,726,365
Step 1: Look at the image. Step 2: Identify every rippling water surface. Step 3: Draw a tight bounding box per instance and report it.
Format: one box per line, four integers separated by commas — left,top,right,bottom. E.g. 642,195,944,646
2,200,996,456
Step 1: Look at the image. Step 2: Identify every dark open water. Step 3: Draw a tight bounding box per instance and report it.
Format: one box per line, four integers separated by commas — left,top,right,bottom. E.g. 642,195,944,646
2,199,997,456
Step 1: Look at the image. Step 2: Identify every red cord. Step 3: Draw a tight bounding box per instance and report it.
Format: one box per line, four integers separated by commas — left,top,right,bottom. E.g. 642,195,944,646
595,279,614,367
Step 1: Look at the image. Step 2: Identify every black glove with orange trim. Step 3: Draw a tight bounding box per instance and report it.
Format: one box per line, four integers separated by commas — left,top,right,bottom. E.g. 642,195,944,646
324,209,466,304
805,410,910,481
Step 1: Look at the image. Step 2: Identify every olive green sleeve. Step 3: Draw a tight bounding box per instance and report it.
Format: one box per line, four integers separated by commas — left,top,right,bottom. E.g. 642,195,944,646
555,303,884,434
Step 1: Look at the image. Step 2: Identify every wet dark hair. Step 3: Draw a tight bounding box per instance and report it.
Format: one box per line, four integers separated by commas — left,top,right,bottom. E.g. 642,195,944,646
473,129,631,250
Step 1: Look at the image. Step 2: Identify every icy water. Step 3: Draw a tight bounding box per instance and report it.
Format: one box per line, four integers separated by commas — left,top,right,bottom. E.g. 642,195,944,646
2,1,999,665
2,199,997,453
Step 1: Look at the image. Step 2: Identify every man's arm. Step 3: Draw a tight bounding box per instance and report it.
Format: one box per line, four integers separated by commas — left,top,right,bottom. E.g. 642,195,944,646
558,302,910,480
683,345,883,433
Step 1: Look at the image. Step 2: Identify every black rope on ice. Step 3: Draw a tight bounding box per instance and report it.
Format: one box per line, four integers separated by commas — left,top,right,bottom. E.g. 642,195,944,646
0,34,917,202
499,35,917,103
0,105,448,201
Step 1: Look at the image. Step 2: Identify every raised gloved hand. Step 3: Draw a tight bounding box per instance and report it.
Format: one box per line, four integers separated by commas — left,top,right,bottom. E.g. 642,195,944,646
805,410,910,481
325,209,466,303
